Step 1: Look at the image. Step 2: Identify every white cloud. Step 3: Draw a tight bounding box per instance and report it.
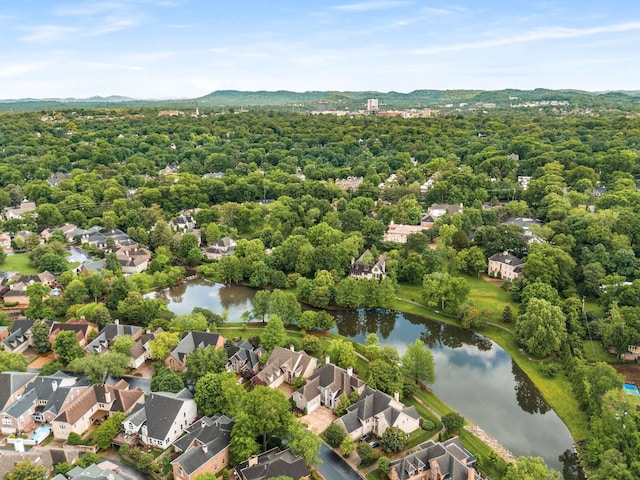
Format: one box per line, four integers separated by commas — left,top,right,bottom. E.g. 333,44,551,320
332,1,411,12
0,62,48,78
21,25,79,43
413,21,640,55
84,61,145,71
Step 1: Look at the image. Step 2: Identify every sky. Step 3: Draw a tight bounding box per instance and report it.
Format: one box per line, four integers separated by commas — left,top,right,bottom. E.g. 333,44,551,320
1,0,640,99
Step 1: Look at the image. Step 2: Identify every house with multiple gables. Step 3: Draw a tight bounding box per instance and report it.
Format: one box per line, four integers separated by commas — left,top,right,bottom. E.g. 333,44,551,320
349,249,387,281
225,340,264,376
383,222,428,244
235,447,311,480
114,247,152,275
40,223,77,242
169,213,197,232
252,346,318,388
122,388,197,450
1,271,57,309
165,331,226,372
52,380,144,441
171,414,235,480
0,445,81,479
2,319,36,353
334,386,421,440
204,237,236,260
487,251,525,282
48,318,98,348
84,322,142,355
387,437,480,480
0,372,80,434
52,463,128,480
293,363,366,414
3,199,36,220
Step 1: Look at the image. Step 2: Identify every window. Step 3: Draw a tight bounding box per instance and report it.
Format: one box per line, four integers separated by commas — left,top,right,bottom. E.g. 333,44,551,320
59,424,66,430
2,418,12,425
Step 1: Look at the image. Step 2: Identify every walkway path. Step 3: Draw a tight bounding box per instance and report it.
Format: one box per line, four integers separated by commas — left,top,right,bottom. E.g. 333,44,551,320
464,425,517,464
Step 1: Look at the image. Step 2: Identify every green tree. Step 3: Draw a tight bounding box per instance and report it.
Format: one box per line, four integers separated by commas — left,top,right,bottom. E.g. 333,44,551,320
503,456,560,480
288,421,322,467
25,282,54,320
63,278,87,306
340,434,355,457
378,456,391,476
515,298,567,358
401,339,435,385
185,345,228,383
239,386,293,450
380,426,406,453
502,305,514,323
149,331,180,360
230,412,261,466
324,423,346,448
441,412,465,433
422,272,470,313
326,338,357,369
31,319,51,354
111,335,134,356
0,351,29,372
169,312,208,335
356,442,378,466
54,330,84,365
195,371,246,418
68,352,130,383
151,367,185,393
269,289,301,325
365,359,403,397
261,314,287,351
92,412,126,450
4,460,49,480
252,289,271,322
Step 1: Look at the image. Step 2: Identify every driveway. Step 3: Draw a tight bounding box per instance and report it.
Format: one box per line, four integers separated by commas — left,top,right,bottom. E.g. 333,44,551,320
300,406,335,435
315,443,364,480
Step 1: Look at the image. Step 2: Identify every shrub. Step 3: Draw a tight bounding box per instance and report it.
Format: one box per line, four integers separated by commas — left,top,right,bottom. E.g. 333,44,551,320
340,435,355,457
324,423,346,448
380,426,406,453
290,376,307,390
422,419,436,431
66,432,84,446
539,361,561,378
378,456,391,476
442,412,465,433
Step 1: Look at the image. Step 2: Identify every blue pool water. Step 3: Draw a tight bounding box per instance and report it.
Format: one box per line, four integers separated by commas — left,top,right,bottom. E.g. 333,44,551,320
623,384,640,397
30,425,51,442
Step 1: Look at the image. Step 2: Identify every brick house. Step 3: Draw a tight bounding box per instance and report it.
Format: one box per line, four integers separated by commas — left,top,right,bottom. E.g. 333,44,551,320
487,251,524,282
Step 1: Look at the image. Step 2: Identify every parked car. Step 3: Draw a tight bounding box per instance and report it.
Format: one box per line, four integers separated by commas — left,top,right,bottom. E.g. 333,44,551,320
359,434,371,442
369,440,380,448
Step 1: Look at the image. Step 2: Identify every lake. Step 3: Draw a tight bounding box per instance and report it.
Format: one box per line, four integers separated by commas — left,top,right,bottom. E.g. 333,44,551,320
150,278,582,476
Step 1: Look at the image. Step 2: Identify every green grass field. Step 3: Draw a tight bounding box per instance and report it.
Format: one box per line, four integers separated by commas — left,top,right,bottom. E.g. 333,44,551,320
0,253,38,274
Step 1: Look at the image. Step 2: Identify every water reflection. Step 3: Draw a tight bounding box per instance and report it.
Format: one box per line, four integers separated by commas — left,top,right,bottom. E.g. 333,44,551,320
513,361,550,415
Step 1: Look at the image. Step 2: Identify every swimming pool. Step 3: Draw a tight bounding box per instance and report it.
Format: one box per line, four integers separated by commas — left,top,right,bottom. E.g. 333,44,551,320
30,425,51,443
623,383,640,397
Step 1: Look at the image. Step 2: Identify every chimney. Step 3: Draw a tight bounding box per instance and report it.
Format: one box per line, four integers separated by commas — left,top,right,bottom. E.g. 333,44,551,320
248,455,258,467
114,319,119,325
206,328,210,333
104,391,111,403
393,391,399,402
347,367,353,377
290,345,295,352
325,356,330,365
202,444,208,454
52,380,58,392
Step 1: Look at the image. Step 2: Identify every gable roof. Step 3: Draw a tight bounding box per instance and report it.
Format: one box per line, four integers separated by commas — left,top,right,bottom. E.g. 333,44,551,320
237,447,310,480
295,363,365,402
170,331,224,364
253,347,317,386
171,414,235,474
131,389,194,441
84,323,142,354
0,372,37,409
488,251,524,266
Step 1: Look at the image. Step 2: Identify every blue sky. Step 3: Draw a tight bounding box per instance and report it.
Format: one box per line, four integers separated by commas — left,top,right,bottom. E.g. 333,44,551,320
1,1,640,99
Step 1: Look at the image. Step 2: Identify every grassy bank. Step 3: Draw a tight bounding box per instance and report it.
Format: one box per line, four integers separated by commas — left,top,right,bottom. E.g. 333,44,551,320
0,253,39,274
395,281,590,442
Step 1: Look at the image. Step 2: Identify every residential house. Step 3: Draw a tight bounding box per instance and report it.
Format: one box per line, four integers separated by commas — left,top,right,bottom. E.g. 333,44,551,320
169,213,197,232
0,446,81,479
52,380,144,441
235,447,311,480
501,217,544,245
12,271,56,287
252,346,318,388
0,325,8,342
4,200,36,220
293,363,366,414
0,372,37,410
84,322,142,355
53,463,128,480
487,251,524,282
165,331,225,372
46,172,70,187
2,319,35,353
40,223,77,242
0,388,39,434
115,247,151,275
48,318,98,348
129,328,163,369
383,222,427,244
78,259,106,276
349,250,386,281
204,237,236,260
419,178,435,194
122,388,197,449
226,340,263,376
335,176,364,192
428,203,463,219
517,176,532,191
171,414,235,480
387,437,480,480
334,386,421,440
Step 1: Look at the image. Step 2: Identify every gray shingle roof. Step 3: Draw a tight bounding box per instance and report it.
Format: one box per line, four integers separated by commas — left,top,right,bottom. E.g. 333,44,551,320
0,371,37,409
134,389,194,441
237,448,310,480
170,331,223,364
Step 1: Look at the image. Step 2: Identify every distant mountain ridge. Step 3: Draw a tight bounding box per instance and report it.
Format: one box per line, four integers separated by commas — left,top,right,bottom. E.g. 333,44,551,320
1,89,639,112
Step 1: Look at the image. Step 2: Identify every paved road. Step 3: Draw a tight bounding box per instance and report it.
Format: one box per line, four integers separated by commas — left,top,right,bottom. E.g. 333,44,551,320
316,443,364,480
100,451,149,480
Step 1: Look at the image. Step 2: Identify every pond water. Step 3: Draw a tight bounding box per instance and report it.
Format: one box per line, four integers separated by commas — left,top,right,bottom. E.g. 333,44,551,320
152,279,583,477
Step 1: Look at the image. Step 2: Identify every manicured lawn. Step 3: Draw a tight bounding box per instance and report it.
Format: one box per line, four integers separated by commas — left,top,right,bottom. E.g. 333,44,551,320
464,274,518,320
0,253,38,274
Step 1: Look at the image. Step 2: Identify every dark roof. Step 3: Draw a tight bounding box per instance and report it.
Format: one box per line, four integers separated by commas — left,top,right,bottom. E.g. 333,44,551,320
10,319,35,335
0,371,37,409
171,415,235,474
170,331,223,364
488,251,524,266
238,448,310,480
295,363,365,402
139,389,194,441
85,323,142,353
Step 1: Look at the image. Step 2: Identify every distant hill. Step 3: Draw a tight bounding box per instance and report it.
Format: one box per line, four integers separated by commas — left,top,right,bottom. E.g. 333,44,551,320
1,89,639,112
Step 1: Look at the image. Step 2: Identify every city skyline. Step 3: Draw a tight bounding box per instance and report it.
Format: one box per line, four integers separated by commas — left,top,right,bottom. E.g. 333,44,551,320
1,0,639,99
